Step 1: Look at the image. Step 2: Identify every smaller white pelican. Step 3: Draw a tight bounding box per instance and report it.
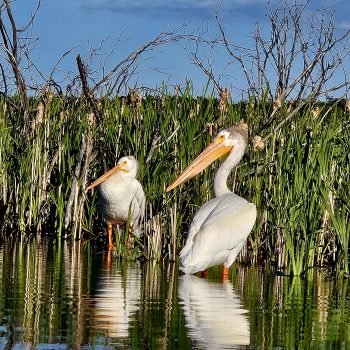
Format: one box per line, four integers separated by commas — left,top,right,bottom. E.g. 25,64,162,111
86,156,145,250
167,124,256,277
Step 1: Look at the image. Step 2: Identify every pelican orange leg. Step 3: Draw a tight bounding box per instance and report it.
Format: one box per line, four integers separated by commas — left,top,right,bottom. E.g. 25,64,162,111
107,224,114,250
222,266,230,281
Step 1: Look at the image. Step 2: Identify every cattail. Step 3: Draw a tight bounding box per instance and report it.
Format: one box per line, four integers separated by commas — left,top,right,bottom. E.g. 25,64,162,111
218,87,230,113
120,97,126,114
37,102,45,124
59,111,66,124
273,96,281,111
345,99,350,112
127,89,142,110
219,87,230,102
206,122,218,136
32,102,45,130
189,102,201,119
135,95,142,110
196,101,201,115
287,100,296,113
311,107,320,119
44,86,53,102
87,112,95,127
252,135,265,151
161,97,166,111
174,84,180,97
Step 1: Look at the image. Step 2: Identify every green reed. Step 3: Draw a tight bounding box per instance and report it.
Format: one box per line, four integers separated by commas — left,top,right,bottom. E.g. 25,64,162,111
0,89,349,275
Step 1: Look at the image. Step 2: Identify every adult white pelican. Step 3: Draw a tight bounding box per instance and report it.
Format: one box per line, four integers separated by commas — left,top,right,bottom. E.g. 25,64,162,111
166,124,256,277
86,156,145,250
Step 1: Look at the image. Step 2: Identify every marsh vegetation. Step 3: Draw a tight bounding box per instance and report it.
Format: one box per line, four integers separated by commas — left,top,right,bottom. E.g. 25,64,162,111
0,91,349,276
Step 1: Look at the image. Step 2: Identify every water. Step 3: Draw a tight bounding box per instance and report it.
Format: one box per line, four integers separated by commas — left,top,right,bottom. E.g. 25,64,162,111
0,239,349,349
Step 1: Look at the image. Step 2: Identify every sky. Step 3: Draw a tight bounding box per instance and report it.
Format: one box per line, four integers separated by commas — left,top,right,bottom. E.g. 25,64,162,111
13,0,350,98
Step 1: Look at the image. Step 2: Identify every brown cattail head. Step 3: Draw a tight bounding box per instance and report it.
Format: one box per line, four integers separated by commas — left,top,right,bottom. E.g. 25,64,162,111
218,87,230,113
174,84,180,97
252,135,265,151
127,89,142,110
345,99,350,112
311,107,320,119
206,122,218,136
219,87,230,103
273,96,282,111
59,111,66,124
87,112,95,127
32,101,45,131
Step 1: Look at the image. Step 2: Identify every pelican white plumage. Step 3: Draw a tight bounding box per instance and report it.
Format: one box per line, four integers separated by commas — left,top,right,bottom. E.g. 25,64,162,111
86,156,145,250
166,124,256,277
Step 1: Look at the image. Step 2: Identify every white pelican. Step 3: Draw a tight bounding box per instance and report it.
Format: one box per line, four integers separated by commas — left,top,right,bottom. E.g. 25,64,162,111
166,124,256,277
86,156,145,250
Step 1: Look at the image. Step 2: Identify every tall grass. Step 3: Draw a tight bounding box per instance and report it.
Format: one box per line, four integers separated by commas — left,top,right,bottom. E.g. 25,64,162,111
0,89,349,275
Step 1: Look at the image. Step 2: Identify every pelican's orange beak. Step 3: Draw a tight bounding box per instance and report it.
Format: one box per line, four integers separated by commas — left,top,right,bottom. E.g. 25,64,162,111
166,141,232,192
86,164,128,191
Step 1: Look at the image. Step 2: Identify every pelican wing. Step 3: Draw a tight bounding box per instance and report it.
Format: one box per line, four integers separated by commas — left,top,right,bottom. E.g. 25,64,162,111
180,194,256,274
134,180,145,225
129,179,145,230
179,197,222,260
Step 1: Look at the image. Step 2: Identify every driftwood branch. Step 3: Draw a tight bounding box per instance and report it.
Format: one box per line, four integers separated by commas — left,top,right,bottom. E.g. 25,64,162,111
76,54,101,122
0,0,30,132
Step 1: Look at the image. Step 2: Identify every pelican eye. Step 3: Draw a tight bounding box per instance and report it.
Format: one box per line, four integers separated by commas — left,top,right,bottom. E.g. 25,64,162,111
215,134,226,144
119,160,129,173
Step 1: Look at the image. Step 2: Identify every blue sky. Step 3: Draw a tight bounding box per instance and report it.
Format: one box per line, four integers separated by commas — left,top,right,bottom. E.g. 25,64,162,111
15,0,350,97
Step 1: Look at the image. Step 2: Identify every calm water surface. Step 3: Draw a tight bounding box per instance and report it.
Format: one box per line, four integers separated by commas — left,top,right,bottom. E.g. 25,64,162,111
0,239,349,349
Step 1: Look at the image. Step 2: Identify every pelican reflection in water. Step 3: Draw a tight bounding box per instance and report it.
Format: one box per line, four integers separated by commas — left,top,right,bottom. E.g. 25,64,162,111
167,124,256,277
90,252,141,338
86,156,145,250
178,275,250,349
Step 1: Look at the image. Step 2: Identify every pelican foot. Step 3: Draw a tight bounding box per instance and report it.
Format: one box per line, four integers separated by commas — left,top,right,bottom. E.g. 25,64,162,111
107,224,114,251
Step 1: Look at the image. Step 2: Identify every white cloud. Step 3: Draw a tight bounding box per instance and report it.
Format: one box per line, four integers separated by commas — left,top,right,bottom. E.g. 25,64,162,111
83,0,267,18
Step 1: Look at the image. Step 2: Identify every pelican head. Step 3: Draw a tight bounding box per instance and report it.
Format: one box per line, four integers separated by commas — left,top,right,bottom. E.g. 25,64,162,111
166,125,248,192
116,156,138,178
86,155,139,190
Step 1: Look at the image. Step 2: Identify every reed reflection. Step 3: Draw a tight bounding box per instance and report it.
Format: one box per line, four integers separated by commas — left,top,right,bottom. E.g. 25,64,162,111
1,240,349,349
178,275,250,349
89,250,141,338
